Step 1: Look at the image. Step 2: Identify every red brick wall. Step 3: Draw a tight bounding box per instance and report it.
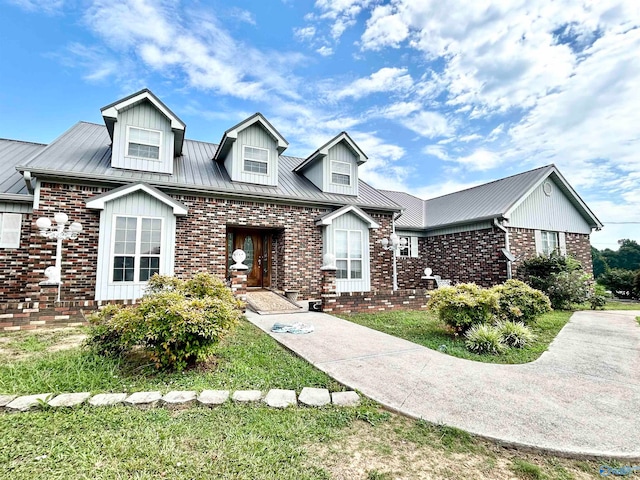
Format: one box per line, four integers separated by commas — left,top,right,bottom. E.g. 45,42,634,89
6,183,395,303
322,289,429,314
396,238,429,289
423,228,508,287
509,227,593,277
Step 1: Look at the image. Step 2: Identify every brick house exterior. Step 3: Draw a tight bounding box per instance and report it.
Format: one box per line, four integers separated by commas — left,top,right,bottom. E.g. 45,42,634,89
0,90,603,319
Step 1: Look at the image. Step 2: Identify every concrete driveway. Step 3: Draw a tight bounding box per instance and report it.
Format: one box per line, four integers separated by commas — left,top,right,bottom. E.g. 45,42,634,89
246,309,640,460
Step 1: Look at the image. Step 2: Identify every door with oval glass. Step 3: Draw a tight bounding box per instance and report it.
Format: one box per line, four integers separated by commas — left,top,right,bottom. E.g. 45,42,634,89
227,229,271,288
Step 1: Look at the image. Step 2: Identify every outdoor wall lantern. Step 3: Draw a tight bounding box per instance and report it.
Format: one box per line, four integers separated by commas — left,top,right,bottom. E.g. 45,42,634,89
380,232,407,291
36,212,83,303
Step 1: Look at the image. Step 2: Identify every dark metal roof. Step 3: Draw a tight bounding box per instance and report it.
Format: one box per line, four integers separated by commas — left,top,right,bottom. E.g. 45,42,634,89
0,138,45,200
15,122,400,211
378,190,425,229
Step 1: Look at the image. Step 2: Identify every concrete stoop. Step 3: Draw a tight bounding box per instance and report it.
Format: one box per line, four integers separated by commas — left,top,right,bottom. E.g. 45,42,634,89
1,387,360,412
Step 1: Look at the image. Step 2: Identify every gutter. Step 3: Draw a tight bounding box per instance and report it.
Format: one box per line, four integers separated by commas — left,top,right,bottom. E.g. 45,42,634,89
493,218,512,280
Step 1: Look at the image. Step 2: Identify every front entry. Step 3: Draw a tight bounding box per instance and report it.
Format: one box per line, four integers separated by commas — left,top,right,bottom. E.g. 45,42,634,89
227,228,271,288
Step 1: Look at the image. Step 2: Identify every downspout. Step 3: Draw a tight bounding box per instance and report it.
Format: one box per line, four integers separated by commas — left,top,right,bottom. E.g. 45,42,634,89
23,171,34,194
391,211,403,291
494,218,512,280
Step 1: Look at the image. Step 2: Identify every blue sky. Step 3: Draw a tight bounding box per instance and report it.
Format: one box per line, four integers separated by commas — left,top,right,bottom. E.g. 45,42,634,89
1,0,639,250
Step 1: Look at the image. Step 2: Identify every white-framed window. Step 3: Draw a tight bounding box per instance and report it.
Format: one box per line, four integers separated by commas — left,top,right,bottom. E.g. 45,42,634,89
111,216,162,283
540,230,559,256
126,126,162,160
335,229,362,280
399,236,411,257
0,213,22,248
243,146,269,175
331,161,351,186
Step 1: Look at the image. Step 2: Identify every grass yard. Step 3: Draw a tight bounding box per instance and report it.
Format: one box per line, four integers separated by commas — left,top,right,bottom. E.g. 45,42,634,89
340,309,574,364
0,320,615,479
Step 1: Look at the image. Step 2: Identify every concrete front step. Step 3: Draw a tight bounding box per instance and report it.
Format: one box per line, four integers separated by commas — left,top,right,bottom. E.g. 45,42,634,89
1,389,360,411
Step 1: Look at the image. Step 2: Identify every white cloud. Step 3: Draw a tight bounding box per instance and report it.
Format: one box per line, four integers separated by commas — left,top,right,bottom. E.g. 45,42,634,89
422,145,449,161
334,67,413,100
449,149,502,171
314,0,377,40
397,111,452,138
8,0,63,14
228,8,256,25
80,0,305,102
317,45,334,56
294,26,316,41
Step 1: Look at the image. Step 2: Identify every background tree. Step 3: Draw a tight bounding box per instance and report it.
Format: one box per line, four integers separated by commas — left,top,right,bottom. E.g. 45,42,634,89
591,246,608,278
600,239,640,271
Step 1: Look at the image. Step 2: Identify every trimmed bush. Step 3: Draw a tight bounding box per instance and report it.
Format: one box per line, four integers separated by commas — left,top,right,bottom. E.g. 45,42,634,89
427,283,499,334
491,279,551,324
87,273,242,371
496,321,535,348
464,324,506,355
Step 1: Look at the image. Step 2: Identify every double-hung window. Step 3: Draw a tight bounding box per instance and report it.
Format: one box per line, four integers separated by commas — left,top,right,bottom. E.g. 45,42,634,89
331,161,351,186
540,230,559,256
112,216,162,282
0,213,22,248
335,230,362,280
127,126,162,160
243,146,269,175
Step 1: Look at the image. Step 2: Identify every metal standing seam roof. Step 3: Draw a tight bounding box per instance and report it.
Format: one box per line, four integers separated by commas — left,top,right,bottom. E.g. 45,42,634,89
14,122,402,212
0,138,46,199
381,165,602,230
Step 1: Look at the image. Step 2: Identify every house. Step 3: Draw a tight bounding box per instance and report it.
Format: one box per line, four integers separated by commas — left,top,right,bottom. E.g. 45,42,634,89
0,89,602,319
381,165,603,288
0,89,402,308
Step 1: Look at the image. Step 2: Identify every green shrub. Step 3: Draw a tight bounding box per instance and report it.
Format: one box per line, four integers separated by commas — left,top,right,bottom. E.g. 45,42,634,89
491,279,551,324
598,268,638,299
496,321,535,348
589,295,607,310
546,270,590,309
87,273,242,371
464,324,506,355
427,283,499,333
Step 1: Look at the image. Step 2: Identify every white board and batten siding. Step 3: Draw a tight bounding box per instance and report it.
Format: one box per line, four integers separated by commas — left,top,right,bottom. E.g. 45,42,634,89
323,211,371,293
425,221,494,237
226,124,279,186
94,191,177,301
322,143,359,196
509,178,592,234
111,102,175,174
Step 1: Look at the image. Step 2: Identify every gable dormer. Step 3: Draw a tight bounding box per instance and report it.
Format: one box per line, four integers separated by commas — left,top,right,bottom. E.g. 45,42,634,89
294,132,367,196
213,113,288,187
101,89,186,175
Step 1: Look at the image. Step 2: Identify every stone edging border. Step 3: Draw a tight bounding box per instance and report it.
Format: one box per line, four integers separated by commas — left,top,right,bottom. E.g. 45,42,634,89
0,388,360,412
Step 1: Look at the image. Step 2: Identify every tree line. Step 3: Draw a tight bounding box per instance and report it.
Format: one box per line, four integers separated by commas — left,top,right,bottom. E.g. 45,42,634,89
591,239,640,299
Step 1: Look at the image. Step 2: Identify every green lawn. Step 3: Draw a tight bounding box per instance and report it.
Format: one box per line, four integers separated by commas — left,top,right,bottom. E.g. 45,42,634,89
0,319,614,479
339,309,574,364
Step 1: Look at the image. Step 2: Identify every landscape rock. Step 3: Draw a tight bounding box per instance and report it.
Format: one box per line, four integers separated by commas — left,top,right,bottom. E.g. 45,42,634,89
299,387,331,407
48,392,91,407
232,390,262,402
124,391,163,408
331,391,360,407
263,389,297,408
0,394,17,409
6,393,52,412
88,393,128,407
161,391,197,407
197,390,229,407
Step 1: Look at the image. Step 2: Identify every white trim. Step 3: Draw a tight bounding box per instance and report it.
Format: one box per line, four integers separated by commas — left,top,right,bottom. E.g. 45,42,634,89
86,183,188,216
33,178,41,210
295,132,367,172
559,231,567,256
0,213,22,248
316,205,379,228
534,230,543,255
101,91,186,131
109,215,164,284
125,125,163,162
330,160,352,186
242,145,270,176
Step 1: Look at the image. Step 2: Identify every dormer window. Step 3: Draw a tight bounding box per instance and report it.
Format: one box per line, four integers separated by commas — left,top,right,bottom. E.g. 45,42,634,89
331,161,351,186
243,146,269,175
127,126,162,161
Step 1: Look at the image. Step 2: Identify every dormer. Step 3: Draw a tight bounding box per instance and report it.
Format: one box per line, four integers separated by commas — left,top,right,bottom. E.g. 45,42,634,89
101,89,186,175
213,113,288,187
294,132,367,196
